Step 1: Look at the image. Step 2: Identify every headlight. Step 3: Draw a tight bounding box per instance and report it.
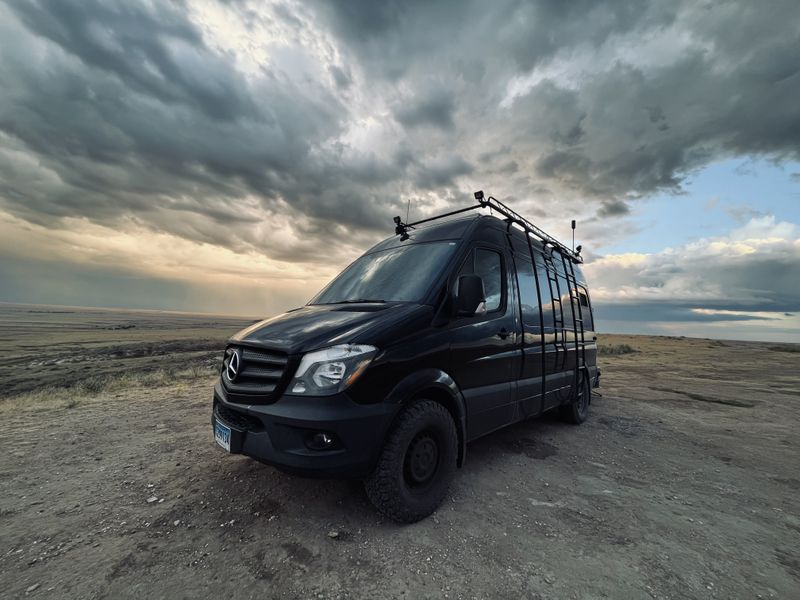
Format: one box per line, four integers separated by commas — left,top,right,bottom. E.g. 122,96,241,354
288,344,377,396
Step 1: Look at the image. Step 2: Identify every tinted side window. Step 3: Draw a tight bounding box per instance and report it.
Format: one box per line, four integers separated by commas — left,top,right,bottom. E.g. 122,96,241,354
516,256,540,326
557,273,574,328
534,253,554,329
578,286,594,330
475,249,503,311
457,248,504,312
456,251,474,284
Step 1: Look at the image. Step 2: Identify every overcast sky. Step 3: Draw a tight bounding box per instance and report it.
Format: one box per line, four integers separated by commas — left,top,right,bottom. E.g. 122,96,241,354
0,0,798,341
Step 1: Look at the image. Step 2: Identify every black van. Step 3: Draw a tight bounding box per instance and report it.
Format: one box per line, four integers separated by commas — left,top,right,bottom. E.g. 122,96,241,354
212,192,598,522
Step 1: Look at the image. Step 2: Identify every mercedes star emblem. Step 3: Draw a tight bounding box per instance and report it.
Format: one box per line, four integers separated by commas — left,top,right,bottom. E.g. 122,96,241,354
226,349,241,381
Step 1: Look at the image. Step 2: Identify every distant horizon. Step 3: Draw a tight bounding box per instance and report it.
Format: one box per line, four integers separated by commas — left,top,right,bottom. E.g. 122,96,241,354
0,300,262,320
2,300,796,345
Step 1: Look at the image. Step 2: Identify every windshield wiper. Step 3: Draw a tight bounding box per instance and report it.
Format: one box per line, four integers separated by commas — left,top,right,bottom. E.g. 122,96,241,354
336,298,386,304
312,298,386,305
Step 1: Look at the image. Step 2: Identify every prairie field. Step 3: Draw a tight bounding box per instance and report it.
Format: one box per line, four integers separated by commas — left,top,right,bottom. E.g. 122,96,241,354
0,304,798,599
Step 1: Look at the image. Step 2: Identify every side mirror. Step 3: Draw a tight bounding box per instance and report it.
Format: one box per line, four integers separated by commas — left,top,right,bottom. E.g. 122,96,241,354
456,274,486,317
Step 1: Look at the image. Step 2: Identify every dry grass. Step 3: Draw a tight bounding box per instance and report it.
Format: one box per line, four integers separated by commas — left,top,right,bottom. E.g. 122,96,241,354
1,364,219,413
769,344,800,353
598,343,638,356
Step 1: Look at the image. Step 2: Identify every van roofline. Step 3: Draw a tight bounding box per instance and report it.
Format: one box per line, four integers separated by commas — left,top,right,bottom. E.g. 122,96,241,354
392,191,584,264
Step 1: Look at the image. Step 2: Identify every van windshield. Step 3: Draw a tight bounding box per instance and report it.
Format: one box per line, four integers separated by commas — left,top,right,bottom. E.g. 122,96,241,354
310,242,457,304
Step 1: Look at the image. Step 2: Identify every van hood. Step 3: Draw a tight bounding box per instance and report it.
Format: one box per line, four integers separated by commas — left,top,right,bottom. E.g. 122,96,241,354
230,302,432,355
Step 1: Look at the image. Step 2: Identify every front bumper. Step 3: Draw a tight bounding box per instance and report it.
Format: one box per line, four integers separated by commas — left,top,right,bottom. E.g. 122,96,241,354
211,382,398,479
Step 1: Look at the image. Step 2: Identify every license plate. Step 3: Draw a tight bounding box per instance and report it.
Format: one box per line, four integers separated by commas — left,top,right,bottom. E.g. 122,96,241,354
214,420,231,452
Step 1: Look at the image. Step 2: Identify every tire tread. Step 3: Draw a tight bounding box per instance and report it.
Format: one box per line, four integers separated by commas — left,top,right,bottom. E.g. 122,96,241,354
365,400,457,523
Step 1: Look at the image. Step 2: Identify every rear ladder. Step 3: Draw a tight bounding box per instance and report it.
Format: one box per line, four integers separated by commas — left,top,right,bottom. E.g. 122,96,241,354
565,257,587,392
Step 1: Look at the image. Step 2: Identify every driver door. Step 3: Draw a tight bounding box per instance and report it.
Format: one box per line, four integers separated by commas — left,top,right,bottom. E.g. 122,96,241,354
448,246,520,440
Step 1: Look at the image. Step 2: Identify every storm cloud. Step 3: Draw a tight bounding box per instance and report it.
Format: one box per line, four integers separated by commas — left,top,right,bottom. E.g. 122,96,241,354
0,0,798,336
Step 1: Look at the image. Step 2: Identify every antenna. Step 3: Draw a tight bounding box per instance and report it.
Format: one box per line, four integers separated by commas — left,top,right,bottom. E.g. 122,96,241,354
406,198,411,223
571,219,576,252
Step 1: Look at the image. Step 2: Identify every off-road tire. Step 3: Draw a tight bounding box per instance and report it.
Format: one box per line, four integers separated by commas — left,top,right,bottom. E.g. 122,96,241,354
364,400,458,523
560,372,590,424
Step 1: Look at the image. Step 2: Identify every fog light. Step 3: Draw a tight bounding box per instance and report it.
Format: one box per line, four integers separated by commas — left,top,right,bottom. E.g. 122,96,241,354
307,432,336,451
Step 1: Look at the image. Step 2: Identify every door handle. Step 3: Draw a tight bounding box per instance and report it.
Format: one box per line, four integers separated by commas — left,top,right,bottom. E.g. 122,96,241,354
497,328,510,340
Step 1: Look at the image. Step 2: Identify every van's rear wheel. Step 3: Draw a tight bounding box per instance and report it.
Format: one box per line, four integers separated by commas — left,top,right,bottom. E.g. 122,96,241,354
365,400,457,523
560,372,590,424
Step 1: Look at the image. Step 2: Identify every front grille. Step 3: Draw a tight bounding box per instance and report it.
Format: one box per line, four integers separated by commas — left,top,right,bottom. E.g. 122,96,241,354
221,345,289,400
214,402,262,431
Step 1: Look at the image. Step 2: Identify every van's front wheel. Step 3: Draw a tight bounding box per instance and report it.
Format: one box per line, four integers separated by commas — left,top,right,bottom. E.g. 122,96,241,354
365,400,457,523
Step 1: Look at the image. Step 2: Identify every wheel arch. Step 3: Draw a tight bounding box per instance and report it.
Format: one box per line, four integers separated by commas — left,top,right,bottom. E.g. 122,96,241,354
383,368,468,467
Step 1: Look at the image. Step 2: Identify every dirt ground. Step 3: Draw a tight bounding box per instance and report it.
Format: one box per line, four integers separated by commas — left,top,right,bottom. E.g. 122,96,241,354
1,306,798,599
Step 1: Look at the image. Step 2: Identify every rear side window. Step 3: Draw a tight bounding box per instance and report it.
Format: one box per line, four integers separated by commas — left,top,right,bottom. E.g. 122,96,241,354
578,286,594,331
534,253,554,329
556,273,574,329
458,248,504,312
516,257,540,326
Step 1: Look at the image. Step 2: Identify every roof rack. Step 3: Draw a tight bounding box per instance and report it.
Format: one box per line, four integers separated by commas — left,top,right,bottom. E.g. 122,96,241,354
393,190,583,263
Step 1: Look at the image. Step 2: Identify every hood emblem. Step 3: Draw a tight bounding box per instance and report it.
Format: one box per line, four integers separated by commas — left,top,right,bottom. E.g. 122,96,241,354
226,349,241,382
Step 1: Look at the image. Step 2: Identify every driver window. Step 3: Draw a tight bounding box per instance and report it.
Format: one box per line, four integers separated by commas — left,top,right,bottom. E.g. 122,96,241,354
474,249,503,311
456,248,504,312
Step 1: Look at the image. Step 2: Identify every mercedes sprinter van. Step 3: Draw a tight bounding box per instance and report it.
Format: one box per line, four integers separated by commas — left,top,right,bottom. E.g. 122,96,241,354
212,192,598,522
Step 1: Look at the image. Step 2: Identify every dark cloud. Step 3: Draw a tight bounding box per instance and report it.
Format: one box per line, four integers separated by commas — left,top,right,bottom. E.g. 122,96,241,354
503,1,676,73
309,0,469,80
9,0,256,122
503,23,800,199
3,0,799,236
311,1,675,81
328,65,352,89
312,0,800,204
394,90,456,130
0,0,408,263
413,155,473,188
597,200,631,218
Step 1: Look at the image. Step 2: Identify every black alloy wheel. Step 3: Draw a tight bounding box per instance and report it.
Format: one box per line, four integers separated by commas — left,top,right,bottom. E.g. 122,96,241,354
405,432,440,487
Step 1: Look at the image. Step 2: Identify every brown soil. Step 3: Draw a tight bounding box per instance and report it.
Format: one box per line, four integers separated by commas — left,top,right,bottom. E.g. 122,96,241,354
1,308,798,599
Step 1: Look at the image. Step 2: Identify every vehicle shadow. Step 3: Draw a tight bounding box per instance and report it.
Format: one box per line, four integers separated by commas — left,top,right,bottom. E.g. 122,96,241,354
204,411,569,528
215,455,381,525
462,410,565,472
